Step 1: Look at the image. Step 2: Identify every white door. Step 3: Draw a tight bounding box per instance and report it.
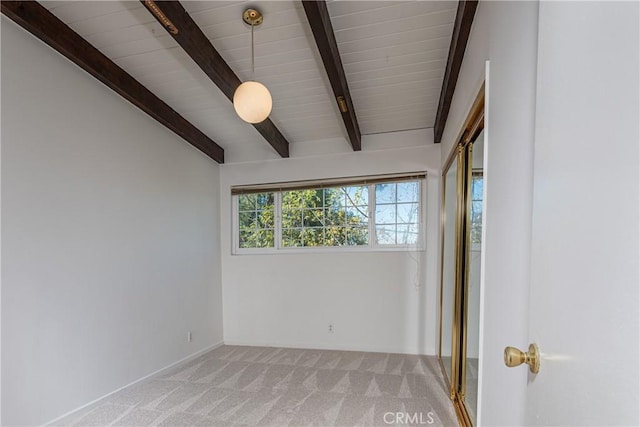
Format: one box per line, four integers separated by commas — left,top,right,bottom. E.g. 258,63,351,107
525,2,639,425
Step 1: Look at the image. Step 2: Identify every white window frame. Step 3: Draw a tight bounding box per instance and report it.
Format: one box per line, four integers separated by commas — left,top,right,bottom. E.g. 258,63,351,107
232,178,426,255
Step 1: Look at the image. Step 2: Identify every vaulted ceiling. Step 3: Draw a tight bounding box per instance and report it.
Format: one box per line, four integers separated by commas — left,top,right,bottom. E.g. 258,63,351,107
5,1,474,164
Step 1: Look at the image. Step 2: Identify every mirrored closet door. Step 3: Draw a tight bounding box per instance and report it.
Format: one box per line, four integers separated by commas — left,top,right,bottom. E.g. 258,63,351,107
440,153,458,394
438,85,485,427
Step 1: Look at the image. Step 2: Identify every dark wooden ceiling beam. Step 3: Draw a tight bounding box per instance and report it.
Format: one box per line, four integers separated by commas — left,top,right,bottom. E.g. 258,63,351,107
434,0,478,144
141,1,289,158
1,1,225,163
302,1,361,151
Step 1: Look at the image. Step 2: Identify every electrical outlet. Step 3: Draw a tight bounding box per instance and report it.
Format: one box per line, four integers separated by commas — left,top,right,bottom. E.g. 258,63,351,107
187,331,192,342
328,324,334,333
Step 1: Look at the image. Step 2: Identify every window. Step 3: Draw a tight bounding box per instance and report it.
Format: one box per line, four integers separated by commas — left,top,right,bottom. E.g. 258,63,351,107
281,186,369,247
233,175,425,253
469,173,483,245
374,181,420,245
237,192,275,248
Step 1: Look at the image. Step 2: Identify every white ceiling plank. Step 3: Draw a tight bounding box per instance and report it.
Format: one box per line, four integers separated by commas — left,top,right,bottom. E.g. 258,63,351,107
355,98,440,113
349,71,443,91
204,24,307,52
216,47,317,73
340,36,451,65
351,77,443,95
64,5,155,37
335,9,455,44
326,1,405,18
330,1,456,28
101,34,177,60
360,105,437,121
51,1,142,24
361,120,435,136
353,91,440,108
220,35,312,60
265,75,328,90
347,62,446,83
40,1,75,11
343,49,448,74
271,101,335,117
85,22,165,49
182,1,240,15
334,18,454,44
337,24,453,54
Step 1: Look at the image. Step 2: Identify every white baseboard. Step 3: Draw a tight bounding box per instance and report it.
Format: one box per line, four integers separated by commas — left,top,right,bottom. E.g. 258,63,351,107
223,338,435,356
43,341,224,426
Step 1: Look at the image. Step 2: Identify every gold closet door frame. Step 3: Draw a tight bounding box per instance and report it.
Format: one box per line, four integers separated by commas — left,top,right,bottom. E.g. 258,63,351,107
438,142,461,399
438,84,484,427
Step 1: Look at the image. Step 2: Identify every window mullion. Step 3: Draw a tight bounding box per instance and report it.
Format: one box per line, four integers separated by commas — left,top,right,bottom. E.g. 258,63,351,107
369,184,375,248
233,195,238,253
421,179,426,248
322,189,326,245
275,192,282,250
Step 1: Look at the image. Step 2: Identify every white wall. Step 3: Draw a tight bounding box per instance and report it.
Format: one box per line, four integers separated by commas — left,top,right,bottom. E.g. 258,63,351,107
1,19,223,426
439,1,539,425
220,132,442,355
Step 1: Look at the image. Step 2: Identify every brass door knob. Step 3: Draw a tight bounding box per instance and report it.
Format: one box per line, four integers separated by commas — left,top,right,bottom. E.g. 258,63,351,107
504,343,540,373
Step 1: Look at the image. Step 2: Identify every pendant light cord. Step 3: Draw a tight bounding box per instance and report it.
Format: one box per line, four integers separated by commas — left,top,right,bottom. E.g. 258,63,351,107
251,22,255,81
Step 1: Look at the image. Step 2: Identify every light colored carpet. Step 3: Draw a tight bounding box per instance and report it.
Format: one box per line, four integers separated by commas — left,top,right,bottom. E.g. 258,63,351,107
55,345,458,427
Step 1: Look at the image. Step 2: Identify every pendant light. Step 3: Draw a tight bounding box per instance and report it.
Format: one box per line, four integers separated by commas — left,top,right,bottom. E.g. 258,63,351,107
233,8,272,124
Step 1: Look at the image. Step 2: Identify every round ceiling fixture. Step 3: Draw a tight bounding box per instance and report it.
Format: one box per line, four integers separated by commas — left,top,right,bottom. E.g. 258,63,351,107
233,81,272,124
233,8,272,124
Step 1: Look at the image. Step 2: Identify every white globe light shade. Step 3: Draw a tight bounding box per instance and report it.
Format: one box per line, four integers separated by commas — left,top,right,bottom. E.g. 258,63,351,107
233,81,272,124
